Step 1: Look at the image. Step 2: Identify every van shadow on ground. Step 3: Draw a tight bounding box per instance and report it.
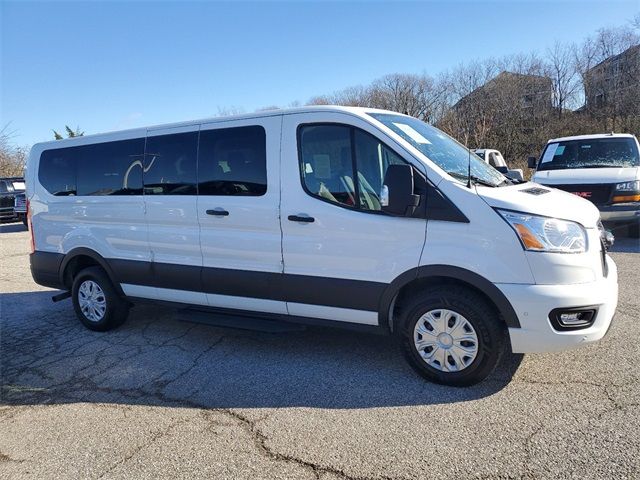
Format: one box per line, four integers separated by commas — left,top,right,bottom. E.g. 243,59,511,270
0,290,523,410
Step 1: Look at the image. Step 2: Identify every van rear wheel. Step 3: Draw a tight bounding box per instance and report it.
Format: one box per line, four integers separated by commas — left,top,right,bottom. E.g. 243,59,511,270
399,286,507,387
71,266,129,331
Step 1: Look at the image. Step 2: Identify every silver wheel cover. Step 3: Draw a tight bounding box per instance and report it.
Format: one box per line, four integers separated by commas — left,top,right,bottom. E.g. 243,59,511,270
78,280,107,322
413,308,479,372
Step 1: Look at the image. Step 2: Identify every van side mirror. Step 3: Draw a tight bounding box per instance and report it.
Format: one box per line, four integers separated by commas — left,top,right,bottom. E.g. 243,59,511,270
381,165,420,216
527,156,538,169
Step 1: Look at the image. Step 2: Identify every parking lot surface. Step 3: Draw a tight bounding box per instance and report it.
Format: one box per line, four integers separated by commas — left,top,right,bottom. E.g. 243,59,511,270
1,223,639,479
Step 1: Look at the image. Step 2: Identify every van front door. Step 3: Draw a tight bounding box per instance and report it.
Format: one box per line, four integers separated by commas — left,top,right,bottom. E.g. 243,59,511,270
280,112,427,325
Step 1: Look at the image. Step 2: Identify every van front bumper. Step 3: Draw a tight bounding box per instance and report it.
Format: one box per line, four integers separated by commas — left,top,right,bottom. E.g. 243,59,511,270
497,256,618,354
598,203,640,223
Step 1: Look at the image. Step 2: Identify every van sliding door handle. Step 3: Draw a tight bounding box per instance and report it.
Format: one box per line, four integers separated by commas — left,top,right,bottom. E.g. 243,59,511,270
288,215,314,223
206,209,229,216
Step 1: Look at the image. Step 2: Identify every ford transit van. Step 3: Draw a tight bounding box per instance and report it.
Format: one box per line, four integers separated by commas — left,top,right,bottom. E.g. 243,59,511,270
26,107,618,386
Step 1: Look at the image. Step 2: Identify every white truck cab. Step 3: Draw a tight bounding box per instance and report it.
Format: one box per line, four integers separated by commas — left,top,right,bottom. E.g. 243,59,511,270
473,148,524,181
26,106,618,386
530,133,640,237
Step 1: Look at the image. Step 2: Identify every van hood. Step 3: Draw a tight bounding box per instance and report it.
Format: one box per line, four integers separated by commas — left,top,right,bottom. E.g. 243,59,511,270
476,182,601,228
532,166,639,185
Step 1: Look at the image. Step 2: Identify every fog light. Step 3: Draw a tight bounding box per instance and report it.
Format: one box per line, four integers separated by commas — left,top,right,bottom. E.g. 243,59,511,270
559,312,589,326
550,308,597,331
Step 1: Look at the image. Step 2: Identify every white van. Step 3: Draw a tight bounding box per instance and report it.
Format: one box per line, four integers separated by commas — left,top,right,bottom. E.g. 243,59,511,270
530,133,640,238
26,106,618,386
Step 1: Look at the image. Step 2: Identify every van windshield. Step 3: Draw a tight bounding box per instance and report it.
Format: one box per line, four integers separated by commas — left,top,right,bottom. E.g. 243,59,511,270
537,137,640,171
368,113,506,187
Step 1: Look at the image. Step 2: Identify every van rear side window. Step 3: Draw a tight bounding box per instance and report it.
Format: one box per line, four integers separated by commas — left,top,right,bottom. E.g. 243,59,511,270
39,148,78,196
144,132,198,195
39,139,145,196
77,139,145,195
198,126,267,196
38,126,267,197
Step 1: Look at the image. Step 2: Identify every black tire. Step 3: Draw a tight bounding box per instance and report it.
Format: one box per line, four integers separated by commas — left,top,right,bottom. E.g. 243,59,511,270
398,285,507,387
22,217,28,227
71,266,129,331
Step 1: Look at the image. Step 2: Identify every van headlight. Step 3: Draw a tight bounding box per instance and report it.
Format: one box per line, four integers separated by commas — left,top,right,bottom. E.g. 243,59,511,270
497,209,587,253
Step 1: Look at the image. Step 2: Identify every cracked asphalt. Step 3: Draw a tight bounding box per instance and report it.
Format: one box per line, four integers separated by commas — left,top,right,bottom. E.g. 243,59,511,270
1,222,639,479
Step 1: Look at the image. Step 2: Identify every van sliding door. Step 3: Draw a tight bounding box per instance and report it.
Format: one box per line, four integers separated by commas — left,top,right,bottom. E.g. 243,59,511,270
142,125,205,305
197,115,286,314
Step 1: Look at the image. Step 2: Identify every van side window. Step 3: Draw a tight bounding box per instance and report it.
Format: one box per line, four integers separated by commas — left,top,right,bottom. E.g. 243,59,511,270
298,125,356,207
299,124,408,212
77,139,145,195
144,132,198,195
39,148,78,196
198,125,267,196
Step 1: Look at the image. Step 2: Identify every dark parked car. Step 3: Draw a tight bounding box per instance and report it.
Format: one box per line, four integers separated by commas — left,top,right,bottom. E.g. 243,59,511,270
0,177,27,225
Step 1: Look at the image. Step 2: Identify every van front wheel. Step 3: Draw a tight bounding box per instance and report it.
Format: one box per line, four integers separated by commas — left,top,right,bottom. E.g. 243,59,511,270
72,266,129,331
399,286,506,387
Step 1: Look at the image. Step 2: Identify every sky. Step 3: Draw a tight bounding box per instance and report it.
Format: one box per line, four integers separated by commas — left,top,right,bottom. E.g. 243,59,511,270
1,0,638,146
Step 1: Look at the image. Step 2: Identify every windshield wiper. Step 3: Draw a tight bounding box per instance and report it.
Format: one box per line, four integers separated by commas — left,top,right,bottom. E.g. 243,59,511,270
448,171,498,188
578,164,627,169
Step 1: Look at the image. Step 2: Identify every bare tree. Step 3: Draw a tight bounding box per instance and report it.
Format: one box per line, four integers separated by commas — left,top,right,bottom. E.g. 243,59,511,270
369,73,449,122
546,41,581,115
216,106,245,117
0,124,27,177
303,19,640,177
308,84,372,107
575,24,640,129
575,24,639,79
307,73,449,123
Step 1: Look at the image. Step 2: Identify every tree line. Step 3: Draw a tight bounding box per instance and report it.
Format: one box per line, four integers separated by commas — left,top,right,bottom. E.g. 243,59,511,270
0,125,27,177
308,19,640,173
1,17,638,178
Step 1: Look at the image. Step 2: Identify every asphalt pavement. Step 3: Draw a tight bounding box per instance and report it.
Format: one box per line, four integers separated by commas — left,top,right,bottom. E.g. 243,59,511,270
1,223,638,479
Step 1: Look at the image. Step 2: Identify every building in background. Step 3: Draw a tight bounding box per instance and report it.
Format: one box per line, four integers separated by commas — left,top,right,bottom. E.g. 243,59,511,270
444,71,553,162
584,44,640,116
453,71,553,117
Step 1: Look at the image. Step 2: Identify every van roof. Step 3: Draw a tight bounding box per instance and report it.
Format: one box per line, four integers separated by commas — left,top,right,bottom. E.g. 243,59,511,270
31,106,405,149
547,133,637,143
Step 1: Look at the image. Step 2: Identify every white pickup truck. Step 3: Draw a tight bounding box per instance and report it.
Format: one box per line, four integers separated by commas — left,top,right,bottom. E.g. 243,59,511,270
474,149,524,181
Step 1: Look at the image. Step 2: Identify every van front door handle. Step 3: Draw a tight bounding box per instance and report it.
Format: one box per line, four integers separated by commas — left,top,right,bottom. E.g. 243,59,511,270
206,209,229,216
288,215,314,223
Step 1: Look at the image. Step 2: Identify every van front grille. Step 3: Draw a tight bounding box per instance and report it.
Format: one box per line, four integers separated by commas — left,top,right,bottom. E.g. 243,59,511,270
546,184,613,206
